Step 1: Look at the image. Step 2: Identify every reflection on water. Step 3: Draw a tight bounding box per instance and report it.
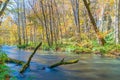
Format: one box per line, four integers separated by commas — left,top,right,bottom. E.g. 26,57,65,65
2,45,120,80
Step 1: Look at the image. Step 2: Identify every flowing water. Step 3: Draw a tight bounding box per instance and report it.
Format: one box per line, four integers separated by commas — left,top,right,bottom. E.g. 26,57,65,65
2,45,120,80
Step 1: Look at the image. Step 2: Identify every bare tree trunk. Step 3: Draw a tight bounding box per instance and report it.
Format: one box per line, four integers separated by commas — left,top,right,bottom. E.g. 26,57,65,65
40,0,51,46
83,0,106,45
48,0,54,45
0,0,9,26
21,0,26,44
16,0,22,45
62,0,66,38
49,58,79,69
114,0,119,44
30,23,33,42
20,42,42,73
0,0,9,17
99,4,105,32
71,0,81,41
33,24,37,43
118,0,120,43
53,0,61,45
23,0,27,44
28,0,44,44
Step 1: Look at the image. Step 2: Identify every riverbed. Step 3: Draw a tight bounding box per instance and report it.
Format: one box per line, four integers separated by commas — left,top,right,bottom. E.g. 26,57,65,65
2,45,120,80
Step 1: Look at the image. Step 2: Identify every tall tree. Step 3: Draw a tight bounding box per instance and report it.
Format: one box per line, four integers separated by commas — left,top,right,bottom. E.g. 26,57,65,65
83,0,106,45
118,0,120,43
40,0,51,46
0,0,9,25
0,0,9,17
21,0,26,44
113,0,120,44
70,0,80,41
14,0,22,45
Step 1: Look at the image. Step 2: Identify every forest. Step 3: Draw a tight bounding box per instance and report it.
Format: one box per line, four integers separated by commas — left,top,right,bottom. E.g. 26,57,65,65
0,0,120,80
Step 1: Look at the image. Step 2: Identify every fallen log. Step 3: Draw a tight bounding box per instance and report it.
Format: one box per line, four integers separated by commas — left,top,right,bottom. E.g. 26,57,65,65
1,57,24,80
49,58,79,69
20,42,42,73
6,57,25,65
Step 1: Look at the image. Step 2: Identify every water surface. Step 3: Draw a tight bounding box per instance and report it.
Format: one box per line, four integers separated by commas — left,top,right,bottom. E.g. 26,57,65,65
2,45,120,80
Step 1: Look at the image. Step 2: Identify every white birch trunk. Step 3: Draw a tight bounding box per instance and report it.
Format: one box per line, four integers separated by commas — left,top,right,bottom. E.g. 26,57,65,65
99,4,105,32
114,0,119,44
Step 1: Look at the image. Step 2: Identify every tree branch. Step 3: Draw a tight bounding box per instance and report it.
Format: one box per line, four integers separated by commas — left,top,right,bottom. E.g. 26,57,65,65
20,42,42,73
0,0,9,17
49,59,79,69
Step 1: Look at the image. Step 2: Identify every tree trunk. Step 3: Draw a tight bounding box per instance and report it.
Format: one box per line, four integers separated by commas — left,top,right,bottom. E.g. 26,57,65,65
48,0,54,45
40,0,51,46
0,0,9,26
99,4,105,32
6,57,25,65
114,0,119,44
16,0,22,45
71,0,81,41
49,58,79,69
21,1,26,44
0,0,9,17
20,42,42,73
21,0,27,44
118,0,120,43
83,0,106,45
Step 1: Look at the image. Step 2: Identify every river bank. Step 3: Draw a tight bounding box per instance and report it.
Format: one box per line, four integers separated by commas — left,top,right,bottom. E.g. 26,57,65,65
1,45,120,80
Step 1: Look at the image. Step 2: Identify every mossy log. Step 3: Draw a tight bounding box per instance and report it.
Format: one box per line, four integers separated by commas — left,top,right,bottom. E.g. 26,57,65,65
20,42,42,73
6,57,25,65
49,58,79,69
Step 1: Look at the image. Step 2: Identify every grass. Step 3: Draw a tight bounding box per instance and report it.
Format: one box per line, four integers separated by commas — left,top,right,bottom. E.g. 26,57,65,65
0,50,10,79
0,49,17,80
16,36,120,58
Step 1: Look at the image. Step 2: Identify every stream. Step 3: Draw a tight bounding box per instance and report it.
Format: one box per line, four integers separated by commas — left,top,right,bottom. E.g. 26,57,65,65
2,45,120,80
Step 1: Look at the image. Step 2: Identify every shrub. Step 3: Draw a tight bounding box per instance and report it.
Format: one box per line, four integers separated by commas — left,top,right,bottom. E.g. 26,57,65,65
0,50,10,79
0,50,8,64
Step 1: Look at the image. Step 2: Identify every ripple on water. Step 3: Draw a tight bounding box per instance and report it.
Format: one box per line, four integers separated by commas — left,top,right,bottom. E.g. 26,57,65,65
3,46,120,80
